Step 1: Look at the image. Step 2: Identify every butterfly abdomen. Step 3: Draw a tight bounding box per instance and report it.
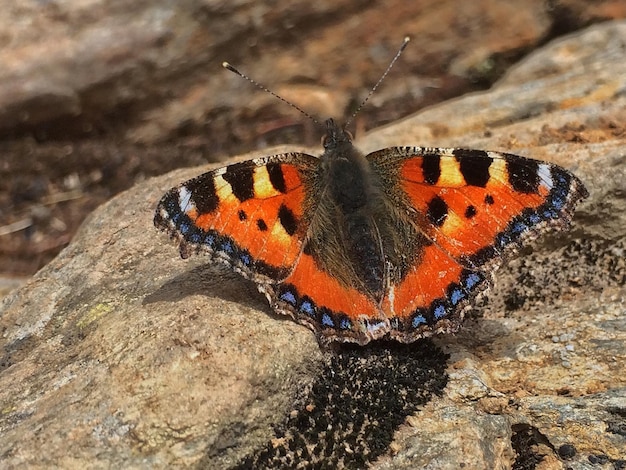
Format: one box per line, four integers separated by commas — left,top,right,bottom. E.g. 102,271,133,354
304,137,390,296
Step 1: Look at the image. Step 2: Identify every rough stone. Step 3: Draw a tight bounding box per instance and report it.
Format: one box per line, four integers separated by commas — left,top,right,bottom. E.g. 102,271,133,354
2,0,624,143
1,20,625,469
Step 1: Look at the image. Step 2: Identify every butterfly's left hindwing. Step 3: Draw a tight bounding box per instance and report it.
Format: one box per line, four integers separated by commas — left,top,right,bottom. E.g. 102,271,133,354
154,153,318,282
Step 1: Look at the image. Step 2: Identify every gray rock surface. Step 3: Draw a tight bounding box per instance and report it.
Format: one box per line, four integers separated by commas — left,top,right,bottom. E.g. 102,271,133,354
1,20,625,469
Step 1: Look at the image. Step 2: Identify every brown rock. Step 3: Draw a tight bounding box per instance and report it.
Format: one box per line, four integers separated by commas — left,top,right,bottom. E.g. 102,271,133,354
4,0,624,142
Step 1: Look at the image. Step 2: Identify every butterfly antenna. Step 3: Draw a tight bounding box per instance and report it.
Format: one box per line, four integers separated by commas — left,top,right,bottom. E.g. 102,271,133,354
222,62,321,126
345,36,410,128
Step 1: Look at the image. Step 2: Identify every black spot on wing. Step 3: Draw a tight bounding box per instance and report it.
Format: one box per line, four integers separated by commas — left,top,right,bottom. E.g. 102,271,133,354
223,164,255,202
454,149,492,187
238,210,247,221
507,158,540,194
465,205,477,219
427,196,448,227
422,154,440,185
257,219,268,231
278,204,298,236
484,194,495,205
184,174,219,214
267,162,287,193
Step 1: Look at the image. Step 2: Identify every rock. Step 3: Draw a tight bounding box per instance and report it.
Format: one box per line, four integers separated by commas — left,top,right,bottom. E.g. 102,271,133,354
1,20,625,469
2,0,623,142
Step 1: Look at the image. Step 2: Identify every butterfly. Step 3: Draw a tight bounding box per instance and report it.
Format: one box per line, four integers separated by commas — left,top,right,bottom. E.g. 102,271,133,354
154,38,588,345
154,116,588,345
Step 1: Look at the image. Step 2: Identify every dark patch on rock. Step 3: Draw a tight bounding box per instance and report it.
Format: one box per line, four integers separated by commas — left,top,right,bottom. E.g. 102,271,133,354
493,237,625,315
588,453,609,465
230,341,448,470
511,423,552,470
557,443,576,460
606,406,626,437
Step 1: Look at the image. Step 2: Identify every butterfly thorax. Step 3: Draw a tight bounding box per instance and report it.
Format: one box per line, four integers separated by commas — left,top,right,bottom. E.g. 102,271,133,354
321,119,374,213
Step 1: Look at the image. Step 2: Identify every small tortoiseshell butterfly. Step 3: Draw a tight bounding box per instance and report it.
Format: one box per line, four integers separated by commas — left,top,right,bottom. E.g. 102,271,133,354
154,39,588,345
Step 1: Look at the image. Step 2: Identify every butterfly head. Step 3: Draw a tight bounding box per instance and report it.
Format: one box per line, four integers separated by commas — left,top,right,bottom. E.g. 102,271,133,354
322,118,354,151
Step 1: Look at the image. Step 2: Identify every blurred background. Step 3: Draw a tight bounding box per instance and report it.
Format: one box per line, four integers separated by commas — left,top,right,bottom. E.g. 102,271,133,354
1,0,624,285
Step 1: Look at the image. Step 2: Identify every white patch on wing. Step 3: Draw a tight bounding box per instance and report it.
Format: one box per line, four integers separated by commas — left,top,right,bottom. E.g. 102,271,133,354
178,186,194,212
363,318,390,338
537,163,554,189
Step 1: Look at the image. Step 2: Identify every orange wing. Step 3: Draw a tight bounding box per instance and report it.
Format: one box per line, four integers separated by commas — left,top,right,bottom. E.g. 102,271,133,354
156,152,388,345
154,153,318,282
370,147,588,343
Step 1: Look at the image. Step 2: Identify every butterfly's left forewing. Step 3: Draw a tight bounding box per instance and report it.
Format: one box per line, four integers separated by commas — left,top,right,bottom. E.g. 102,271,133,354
154,153,318,282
